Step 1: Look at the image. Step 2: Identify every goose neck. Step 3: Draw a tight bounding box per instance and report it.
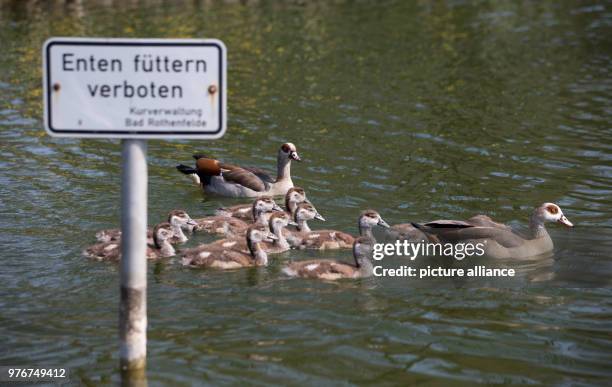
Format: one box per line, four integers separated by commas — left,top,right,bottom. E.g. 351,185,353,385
277,157,291,181
297,220,311,233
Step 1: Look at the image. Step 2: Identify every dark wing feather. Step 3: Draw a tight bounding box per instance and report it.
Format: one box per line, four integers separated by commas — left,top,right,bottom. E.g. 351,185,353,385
467,215,511,230
416,224,524,248
241,166,274,184
425,219,474,227
220,167,267,192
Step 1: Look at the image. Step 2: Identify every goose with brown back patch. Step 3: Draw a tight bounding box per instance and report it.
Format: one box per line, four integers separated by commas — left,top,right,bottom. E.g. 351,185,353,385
176,143,301,198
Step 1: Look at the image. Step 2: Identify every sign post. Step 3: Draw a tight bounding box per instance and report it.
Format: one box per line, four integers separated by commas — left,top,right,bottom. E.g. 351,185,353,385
43,37,227,375
119,139,148,371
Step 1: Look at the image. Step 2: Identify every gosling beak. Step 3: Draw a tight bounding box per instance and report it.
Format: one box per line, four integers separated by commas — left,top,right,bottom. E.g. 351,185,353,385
558,215,574,228
290,151,301,162
272,203,283,212
187,219,197,226
288,221,299,226
265,232,278,242
377,218,391,228
314,213,326,221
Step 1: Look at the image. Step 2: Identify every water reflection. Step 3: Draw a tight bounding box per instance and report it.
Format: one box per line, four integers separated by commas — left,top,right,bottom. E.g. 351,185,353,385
1,0,612,385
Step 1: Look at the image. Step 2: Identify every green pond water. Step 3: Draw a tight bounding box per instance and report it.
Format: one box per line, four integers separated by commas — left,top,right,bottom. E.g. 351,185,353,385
1,0,611,385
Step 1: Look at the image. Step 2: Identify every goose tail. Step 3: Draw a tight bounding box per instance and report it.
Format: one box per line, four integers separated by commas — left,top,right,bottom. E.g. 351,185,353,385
176,164,201,185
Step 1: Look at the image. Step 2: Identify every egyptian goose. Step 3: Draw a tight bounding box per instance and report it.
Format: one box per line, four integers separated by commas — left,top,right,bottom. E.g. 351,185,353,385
95,210,196,244
176,143,301,198
192,196,282,237
412,203,574,259
287,206,389,250
84,222,177,262
181,224,277,269
282,237,375,280
215,186,308,222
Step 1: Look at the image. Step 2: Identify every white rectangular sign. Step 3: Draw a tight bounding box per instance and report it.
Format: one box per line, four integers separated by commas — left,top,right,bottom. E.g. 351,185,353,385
43,38,226,139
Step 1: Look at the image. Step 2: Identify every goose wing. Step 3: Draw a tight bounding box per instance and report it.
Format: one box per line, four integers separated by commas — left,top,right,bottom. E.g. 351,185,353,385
417,222,524,248
220,167,268,192
467,215,511,230
242,166,274,184
427,216,511,230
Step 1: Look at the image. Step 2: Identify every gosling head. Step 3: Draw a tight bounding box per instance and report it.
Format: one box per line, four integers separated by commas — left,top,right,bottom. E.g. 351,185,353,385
247,223,278,244
285,186,308,213
268,211,296,232
294,202,325,223
252,196,283,215
167,209,197,227
279,142,301,162
153,222,174,248
534,203,573,227
359,209,390,229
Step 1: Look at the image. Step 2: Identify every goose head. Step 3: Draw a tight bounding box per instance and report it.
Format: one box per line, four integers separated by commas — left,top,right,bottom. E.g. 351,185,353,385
252,196,283,218
269,211,297,233
152,222,175,257
358,210,390,231
533,203,573,227
247,223,278,244
293,203,325,233
167,209,197,229
279,142,301,162
294,203,325,223
246,223,278,265
285,186,308,213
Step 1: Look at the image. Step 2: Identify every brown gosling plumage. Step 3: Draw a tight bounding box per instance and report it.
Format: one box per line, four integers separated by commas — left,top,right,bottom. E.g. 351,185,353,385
283,237,375,280
181,224,277,269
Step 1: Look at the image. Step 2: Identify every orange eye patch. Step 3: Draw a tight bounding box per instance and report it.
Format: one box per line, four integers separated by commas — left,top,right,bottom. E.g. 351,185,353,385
546,205,559,214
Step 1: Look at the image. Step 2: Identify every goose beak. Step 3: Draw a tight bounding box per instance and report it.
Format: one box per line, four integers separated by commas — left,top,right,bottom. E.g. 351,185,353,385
378,218,390,228
187,219,197,226
314,213,326,221
265,232,278,242
558,215,574,227
288,221,299,226
272,203,283,212
290,151,301,162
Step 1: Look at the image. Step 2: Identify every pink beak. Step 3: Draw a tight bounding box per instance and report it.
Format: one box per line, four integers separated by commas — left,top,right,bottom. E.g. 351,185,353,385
558,215,574,227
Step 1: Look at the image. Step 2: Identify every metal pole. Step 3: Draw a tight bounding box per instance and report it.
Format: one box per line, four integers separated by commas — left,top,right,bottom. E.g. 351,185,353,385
119,139,148,372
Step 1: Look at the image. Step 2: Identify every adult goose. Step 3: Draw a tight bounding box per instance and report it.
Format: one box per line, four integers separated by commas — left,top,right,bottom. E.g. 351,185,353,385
95,210,196,244
84,222,177,262
412,203,574,259
176,143,301,198
282,237,375,280
181,224,277,269
215,186,308,222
